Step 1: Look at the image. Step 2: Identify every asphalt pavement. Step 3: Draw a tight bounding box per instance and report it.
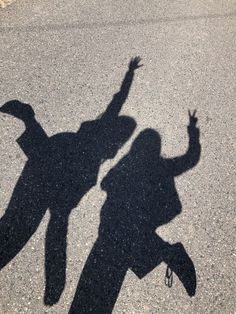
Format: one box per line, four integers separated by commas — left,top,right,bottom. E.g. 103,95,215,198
0,1,235,313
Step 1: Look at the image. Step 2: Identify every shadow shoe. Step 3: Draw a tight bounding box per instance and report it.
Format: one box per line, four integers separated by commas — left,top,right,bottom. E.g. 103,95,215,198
165,242,196,297
0,100,35,121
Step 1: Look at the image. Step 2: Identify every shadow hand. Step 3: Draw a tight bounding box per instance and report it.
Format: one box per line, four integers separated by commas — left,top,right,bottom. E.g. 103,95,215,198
128,56,143,71
188,110,199,139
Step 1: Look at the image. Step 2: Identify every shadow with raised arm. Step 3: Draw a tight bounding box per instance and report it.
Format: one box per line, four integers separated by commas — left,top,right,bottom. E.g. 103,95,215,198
0,57,142,305
69,111,201,314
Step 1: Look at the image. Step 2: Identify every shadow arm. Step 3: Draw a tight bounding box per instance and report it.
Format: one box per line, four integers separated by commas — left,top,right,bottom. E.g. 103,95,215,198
17,117,48,159
101,57,142,120
166,139,201,176
166,111,201,176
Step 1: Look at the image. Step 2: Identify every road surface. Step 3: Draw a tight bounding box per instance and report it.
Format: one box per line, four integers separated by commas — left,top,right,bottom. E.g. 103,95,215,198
0,1,235,313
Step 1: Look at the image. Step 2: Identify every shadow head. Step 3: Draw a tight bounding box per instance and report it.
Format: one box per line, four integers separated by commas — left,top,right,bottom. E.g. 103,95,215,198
131,128,161,157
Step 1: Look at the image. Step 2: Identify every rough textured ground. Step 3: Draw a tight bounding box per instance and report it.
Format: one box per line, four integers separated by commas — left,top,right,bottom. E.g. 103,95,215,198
0,1,235,313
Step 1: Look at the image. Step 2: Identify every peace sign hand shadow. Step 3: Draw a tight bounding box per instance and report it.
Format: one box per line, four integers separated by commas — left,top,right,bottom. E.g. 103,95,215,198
188,110,200,140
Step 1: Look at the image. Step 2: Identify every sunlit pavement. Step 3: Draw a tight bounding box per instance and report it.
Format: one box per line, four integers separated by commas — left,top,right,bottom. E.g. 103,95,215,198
0,1,235,313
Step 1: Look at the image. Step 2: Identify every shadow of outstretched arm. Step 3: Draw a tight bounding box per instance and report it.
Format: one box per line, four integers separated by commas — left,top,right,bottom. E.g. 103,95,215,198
100,57,142,120
0,164,48,270
166,110,201,176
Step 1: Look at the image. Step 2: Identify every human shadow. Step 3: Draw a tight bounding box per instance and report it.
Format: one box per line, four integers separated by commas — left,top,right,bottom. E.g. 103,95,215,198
69,112,201,314
0,57,142,305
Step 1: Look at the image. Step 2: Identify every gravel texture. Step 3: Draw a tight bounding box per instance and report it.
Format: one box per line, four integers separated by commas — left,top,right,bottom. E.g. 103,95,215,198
0,1,235,313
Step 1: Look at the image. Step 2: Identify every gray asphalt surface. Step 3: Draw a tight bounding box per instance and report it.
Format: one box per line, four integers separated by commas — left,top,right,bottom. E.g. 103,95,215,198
0,1,235,313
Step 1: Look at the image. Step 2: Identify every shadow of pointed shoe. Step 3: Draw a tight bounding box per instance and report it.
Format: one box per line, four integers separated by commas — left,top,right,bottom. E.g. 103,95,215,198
166,242,196,297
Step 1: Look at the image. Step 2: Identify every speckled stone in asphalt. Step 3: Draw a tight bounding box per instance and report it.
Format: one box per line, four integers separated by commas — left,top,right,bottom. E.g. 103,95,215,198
0,1,235,313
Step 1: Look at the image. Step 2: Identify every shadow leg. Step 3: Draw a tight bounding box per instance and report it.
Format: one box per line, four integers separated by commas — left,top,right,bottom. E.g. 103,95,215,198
0,172,47,270
131,233,168,278
163,242,196,296
44,212,69,305
69,240,127,314
131,234,196,296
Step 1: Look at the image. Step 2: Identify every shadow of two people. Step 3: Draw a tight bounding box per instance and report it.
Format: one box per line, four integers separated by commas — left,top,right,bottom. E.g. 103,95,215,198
0,57,201,313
